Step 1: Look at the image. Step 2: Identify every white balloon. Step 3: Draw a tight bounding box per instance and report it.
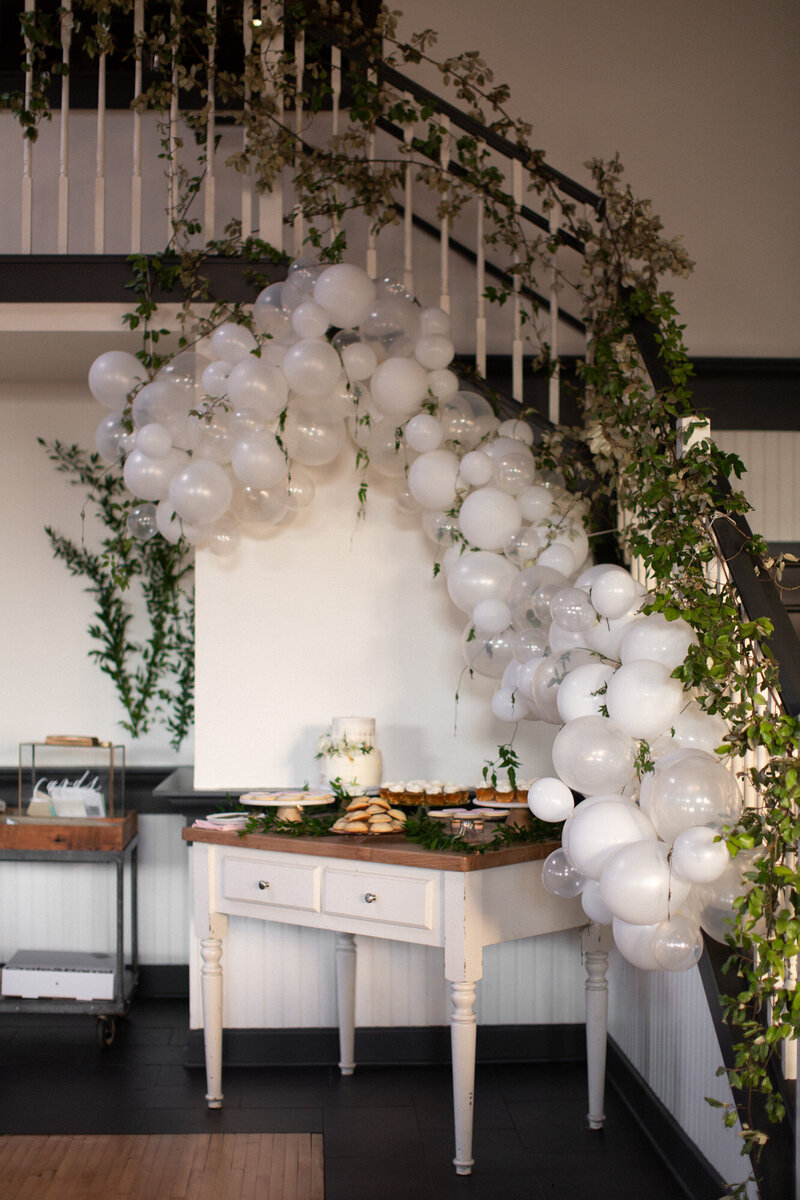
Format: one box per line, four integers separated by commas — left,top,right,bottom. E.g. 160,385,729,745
556,662,616,723
583,605,645,658
283,411,346,466
547,622,591,655
418,307,451,336
491,685,530,722
155,499,182,543
472,599,512,635
341,341,378,381
527,777,575,823
541,848,585,899
168,458,233,526
497,419,534,446
226,357,289,420
407,449,461,510
552,716,639,796
461,624,515,679
459,450,494,487
600,839,690,925
123,448,187,501
648,750,743,843
95,413,132,462
282,339,342,397
89,350,147,411
612,918,661,970
135,422,173,459
589,566,638,619
211,322,258,364
670,701,730,755
672,825,731,883
605,658,685,742
370,357,429,420
202,359,232,398
517,485,555,522
566,799,657,880
427,368,459,400
231,433,287,489
581,879,614,925
253,283,290,338
414,334,455,370
405,413,444,453
619,612,699,670
313,263,376,328
459,488,522,552
291,299,330,339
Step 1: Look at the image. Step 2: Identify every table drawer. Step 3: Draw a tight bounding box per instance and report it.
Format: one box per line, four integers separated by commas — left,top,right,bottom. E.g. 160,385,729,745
323,868,435,931
222,854,321,913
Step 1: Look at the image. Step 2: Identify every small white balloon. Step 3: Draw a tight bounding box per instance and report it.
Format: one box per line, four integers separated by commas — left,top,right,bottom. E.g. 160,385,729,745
291,299,330,339
459,488,522,552
527,777,575,823
672,825,731,884
590,566,638,619
418,307,451,336
88,350,147,411
168,458,233,526
414,334,455,370
407,449,461,510
210,322,258,364
405,412,444,453
135,422,173,459
341,341,378,382
491,685,530,722
459,450,494,487
472,599,512,635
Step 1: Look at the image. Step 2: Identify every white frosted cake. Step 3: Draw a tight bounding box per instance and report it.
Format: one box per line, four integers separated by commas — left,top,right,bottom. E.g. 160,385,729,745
318,716,382,794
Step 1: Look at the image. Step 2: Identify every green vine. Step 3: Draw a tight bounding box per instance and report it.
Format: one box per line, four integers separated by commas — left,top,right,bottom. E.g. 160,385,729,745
38,440,194,748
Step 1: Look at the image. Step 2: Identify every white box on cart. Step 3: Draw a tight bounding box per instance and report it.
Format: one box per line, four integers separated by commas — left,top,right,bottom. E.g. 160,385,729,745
1,950,116,1000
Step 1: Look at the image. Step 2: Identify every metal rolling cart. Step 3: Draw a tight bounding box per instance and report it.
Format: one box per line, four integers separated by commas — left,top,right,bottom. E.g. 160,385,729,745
0,739,139,1045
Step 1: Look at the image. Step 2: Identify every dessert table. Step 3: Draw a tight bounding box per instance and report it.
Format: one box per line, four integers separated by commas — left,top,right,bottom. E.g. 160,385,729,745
183,826,609,1175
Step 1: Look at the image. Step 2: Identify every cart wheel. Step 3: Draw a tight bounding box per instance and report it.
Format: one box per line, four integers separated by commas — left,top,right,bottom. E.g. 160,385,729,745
96,1015,116,1046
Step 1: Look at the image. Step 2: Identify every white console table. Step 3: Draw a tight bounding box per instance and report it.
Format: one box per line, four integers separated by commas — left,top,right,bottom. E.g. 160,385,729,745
183,827,608,1175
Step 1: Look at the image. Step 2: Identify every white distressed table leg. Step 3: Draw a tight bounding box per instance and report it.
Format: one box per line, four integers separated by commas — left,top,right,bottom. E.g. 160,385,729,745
582,923,611,1130
200,923,225,1108
335,931,357,1075
450,980,477,1175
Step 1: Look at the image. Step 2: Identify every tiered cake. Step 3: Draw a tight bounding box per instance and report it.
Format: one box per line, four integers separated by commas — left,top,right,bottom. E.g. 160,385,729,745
318,716,382,794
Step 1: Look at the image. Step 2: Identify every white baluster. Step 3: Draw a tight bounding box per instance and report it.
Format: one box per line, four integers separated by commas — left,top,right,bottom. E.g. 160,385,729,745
511,158,523,401
293,31,305,256
335,932,357,1075
403,121,413,294
475,195,486,378
439,115,451,313
21,0,35,253
258,0,284,252
329,45,341,246
168,4,179,243
204,0,217,242
131,0,144,253
548,198,562,424
241,0,253,238
582,923,610,1130
58,0,73,254
94,50,107,253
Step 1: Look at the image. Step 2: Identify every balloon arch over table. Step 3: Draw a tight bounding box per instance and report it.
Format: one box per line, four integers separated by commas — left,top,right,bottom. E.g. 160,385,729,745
87,258,746,973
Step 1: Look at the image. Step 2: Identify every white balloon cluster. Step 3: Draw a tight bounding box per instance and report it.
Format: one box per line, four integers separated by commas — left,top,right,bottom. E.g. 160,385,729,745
86,258,744,973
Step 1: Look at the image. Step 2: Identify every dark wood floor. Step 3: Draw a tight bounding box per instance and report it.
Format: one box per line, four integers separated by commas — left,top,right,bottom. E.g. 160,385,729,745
0,998,689,1199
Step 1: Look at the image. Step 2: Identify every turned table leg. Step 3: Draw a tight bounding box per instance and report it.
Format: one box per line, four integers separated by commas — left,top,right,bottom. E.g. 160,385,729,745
335,931,357,1076
582,924,610,1130
450,980,478,1175
200,927,225,1108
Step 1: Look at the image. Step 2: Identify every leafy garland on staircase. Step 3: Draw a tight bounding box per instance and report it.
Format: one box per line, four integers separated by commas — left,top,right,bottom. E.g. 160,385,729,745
6,1,799,1191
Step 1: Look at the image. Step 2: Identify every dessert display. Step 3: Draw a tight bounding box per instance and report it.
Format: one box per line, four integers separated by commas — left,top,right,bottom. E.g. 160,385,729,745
379,780,467,807
331,796,407,835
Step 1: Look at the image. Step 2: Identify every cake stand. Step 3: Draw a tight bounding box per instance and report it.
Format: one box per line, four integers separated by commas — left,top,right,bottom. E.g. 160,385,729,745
240,792,335,822
475,799,533,828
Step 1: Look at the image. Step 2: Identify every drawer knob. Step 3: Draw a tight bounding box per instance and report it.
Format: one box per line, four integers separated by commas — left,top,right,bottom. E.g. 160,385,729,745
364,892,377,904
258,880,270,890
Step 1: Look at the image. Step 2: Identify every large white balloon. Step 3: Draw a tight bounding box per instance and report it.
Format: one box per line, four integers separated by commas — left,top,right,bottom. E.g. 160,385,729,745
283,411,346,466
459,488,522,552
556,662,616,723
282,339,341,397
551,716,638,795
313,263,376,328
404,413,444,453
123,448,186,501
231,433,288,489
647,750,743,843
370,357,429,420
226,357,289,420
89,350,147,411
407,450,461,510
589,566,638,619
600,840,691,925
605,658,685,742
672,825,731,884
619,612,699,670
612,918,661,970
566,799,657,880
581,879,614,925
445,551,518,613
211,322,258,364
670,701,730,755
168,459,233,526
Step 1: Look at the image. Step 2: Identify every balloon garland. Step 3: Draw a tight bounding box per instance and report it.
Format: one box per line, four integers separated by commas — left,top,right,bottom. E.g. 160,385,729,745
88,257,742,973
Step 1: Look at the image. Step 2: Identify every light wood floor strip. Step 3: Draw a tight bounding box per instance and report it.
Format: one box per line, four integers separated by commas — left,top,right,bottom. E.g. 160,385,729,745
0,1133,323,1200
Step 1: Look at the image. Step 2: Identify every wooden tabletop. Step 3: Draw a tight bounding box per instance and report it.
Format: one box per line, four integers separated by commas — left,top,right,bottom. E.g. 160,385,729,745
182,825,558,872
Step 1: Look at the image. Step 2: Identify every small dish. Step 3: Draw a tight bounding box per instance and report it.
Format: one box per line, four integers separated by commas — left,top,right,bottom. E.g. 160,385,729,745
428,807,508,843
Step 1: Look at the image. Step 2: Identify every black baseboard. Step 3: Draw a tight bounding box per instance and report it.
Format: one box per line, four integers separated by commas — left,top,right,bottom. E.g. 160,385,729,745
136,964,190,999
606,1040,729,1200
183,1021,586,1069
